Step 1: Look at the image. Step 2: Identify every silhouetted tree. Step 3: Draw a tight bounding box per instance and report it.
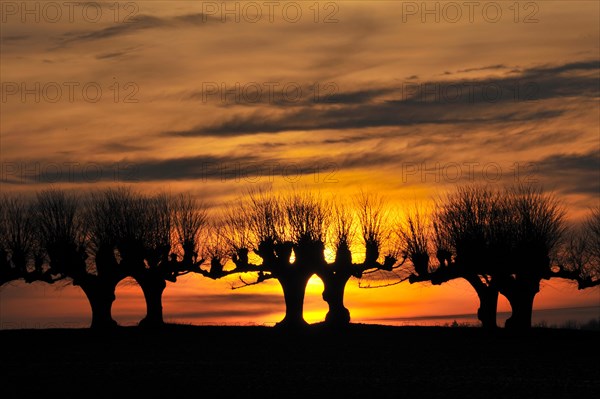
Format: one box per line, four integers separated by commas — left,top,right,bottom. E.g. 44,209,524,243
215,190,402,328
226,190,321,328
496,186,566,329
318,202,355,325
318,193,400,326
205,189,321,328
34,189,120,328
0,195,58,285
109,190,208,328
408,185,569,329
408,186,506,329
129,193,173,327
555,207,600,289
82,188,143,328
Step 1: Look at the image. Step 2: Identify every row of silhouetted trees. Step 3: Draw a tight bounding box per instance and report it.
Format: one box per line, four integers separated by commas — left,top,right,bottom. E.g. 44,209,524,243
0,185,598,330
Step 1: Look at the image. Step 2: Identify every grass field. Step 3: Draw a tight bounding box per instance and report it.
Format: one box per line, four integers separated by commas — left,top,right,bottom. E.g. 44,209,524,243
1,324,598,398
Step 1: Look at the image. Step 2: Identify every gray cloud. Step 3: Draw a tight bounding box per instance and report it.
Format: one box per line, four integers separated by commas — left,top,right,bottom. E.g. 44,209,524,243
186,85,398,108
168,104,565,137
167,59,597,137
480,129,585,153
172,13,217,25
0,153,267,185
455,64,508,74
523,59,600,76
535,150,600,195
166,309,278,319
96,141,151,153
60,12,217,45
1,35,29,43
167,293,283,306
95,50,130,60
0,147,409,185
62,14,166,43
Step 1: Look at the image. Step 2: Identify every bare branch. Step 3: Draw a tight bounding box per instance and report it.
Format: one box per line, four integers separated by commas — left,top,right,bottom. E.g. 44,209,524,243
35,189,86,280
355,191,392,267
230,272,274,289
396,205,431,276
173,193,208,266
284,190,329,245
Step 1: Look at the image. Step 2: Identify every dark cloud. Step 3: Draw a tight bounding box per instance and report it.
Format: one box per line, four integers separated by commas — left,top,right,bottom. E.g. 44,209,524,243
60,13,217,45
523,59,600,76
0,35,29,43
172,13,217,25
480,130,584,153
315,87,398,105
168,103,565,137
95,51,129,60
186,85,397,108
166,309,279,319
167,293,283,306
0,154,264,184
96,141,150,153
167,59,597,137
0,147,410,185
62,14,166,43
455,64,508,74
535,150,600,195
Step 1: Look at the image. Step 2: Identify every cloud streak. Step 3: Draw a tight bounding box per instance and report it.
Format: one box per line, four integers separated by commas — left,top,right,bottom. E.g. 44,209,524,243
535,150,600,195
60,12,218,45
167,59,598,137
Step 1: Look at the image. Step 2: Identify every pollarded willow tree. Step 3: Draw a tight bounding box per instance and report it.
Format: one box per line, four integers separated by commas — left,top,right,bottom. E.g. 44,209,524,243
0,195,60,286
555,206,600,289
97,189,209,328
220,189,322,328
34,188,121,328
407,186,507,329
210,189,403,328
118,191,174,328
31,188,211,329
495,186,566,329
317,193,401,326
407,185,579,329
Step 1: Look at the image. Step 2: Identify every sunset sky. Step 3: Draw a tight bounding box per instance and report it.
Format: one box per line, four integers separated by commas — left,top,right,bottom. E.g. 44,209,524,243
0,1,598,328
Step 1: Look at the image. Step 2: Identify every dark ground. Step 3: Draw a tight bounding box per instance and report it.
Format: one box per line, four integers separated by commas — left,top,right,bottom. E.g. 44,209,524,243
1,324,598,398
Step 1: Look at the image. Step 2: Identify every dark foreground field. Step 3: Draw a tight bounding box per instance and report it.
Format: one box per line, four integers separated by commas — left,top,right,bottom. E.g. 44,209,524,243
1,324,598,398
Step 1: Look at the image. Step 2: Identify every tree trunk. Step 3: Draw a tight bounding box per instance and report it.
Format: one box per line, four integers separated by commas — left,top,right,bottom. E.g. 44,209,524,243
465,276,498,329
321,273,351,326
276,272,312,329
80,278,118,329
505,289,537,329
477,289,498,329
137,275,167,328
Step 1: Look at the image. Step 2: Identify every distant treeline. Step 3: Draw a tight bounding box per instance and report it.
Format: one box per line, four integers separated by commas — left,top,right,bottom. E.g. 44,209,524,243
1,185,598,330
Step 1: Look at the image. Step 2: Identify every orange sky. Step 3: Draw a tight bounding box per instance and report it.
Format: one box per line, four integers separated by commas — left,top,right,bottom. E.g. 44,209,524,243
1,1,599,327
